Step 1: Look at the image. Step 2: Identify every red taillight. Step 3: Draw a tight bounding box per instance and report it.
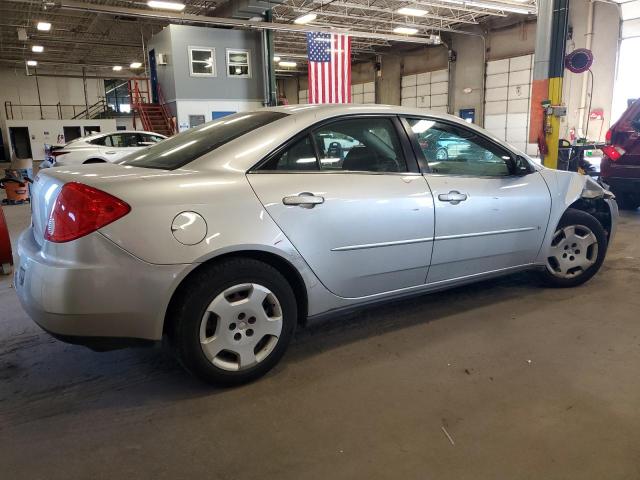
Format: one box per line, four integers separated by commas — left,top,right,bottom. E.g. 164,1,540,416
601,144,626,162
605,128,612,144
50,150,69,157
45,182,130,243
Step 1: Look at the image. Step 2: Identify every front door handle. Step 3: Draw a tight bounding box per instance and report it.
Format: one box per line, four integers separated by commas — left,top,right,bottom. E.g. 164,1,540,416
438,190,468,205
283,192,325,209
105,151,117,155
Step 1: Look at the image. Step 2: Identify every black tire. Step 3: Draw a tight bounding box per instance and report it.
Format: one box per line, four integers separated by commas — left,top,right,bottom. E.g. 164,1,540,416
538,208,608,288
83,158,106,164
436,147,448,160
168,258,296,386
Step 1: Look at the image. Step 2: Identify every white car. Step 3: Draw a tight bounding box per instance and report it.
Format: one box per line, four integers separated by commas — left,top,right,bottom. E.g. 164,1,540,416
52,131,167,166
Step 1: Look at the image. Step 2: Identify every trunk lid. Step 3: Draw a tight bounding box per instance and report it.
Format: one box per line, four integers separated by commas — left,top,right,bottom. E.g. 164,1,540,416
31,163,198,246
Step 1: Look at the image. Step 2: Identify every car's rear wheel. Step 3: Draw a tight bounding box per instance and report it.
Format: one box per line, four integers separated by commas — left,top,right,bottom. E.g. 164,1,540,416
539,208,607,288
168,258,296,386
83,158,106,164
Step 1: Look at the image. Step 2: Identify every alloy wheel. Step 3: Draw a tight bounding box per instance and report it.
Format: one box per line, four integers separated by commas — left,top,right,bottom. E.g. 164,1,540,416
199,283,283,371
546,224,599,279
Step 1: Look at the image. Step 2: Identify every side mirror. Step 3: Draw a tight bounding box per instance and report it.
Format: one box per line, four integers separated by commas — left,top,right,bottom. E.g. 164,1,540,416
512,156,532,176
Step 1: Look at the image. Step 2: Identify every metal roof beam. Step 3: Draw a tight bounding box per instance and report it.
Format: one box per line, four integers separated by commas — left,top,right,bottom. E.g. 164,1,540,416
59,0,440,44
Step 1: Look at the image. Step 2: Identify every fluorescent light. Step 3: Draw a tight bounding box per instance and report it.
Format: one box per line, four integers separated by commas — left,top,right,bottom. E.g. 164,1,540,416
36,22,51,31
273,56,281,62
279,61,297,67
31,45,44,53
27,60,37,66
294,13,317,24
113,65,123,71
130,62,142,68
393,26,419,35
147,1,185,11
411,120,435,134
397,7,428,16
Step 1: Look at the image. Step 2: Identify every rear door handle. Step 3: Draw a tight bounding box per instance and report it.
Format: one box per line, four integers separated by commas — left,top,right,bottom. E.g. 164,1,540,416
438,190,468,205
105,151,117,155
283,192,325,209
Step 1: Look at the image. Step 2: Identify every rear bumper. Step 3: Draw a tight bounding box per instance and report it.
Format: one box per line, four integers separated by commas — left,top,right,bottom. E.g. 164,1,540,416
602,176,640,195
15,227,190,345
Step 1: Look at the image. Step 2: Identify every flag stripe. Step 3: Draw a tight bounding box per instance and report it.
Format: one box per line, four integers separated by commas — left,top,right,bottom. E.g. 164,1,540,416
306,32,351,104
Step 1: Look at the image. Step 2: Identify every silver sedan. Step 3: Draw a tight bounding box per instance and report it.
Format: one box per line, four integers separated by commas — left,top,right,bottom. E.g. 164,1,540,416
15,105,618,385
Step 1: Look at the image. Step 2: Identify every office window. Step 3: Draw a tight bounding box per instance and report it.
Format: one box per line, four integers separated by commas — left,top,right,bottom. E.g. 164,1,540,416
189,47,215,77
227,49,250,78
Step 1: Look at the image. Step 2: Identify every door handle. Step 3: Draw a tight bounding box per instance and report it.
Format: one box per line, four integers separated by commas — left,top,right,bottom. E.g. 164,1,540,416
105,151,117,155
283,192,325,209
438,190,468,205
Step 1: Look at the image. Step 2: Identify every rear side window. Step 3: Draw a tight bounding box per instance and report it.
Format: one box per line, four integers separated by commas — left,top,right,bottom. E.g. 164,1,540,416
120,111,288,170
257,117,407,173
261,136,317,171
88,136,107,146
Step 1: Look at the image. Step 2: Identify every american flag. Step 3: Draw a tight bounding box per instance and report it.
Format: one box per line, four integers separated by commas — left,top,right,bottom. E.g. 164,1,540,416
306,32,351,104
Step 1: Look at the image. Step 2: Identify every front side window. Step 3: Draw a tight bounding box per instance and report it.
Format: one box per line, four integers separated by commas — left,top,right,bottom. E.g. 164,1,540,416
227,49,251,78
407,118,512,177
189,47,216,77
120,111,288,170
138,133,164,145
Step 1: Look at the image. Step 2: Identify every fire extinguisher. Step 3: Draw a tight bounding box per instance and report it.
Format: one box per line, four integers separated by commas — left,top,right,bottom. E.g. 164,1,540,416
0,206,11,275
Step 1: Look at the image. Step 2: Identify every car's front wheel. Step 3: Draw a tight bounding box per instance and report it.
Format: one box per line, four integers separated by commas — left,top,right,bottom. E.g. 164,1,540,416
540,208,607,288
168,258,296,386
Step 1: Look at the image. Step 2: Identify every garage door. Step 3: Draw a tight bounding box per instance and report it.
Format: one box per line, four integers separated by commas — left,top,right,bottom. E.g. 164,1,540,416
298,81,375,104
400,69,449,114
484,55,538,156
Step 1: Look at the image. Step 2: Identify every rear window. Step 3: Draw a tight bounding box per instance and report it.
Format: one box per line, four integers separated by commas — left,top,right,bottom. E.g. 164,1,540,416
119,111,288,170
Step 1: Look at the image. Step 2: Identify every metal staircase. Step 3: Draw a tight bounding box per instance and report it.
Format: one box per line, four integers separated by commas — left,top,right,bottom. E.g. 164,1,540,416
129,79,176,137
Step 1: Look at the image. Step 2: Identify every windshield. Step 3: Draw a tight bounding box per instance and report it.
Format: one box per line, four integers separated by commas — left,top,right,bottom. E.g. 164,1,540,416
119,111,288,170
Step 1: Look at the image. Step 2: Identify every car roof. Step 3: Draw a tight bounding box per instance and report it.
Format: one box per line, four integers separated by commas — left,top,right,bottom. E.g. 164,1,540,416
188,104,530,173
262,103,483,134
82,130,166,140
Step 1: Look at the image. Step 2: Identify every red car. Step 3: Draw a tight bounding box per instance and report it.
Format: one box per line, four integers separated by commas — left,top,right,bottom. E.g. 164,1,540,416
601,99,640,210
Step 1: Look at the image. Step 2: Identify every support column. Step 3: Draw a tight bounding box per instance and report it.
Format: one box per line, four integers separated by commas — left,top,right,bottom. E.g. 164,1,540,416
262,10,277,106
530,0,569,168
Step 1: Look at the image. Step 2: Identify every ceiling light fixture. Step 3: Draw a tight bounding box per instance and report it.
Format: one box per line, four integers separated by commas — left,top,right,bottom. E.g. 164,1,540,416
31,45,44,53
293,13,317,24
36,22,51,31
113,65,123,71
147,1,186,11
396,7,428,16
279,61,297,67
393,26,419,35
130,62,142,68
27,60,37,66
273,56,281,62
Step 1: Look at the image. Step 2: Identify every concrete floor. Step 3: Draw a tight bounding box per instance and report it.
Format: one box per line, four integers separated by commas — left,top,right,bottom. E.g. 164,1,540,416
2,203,640,480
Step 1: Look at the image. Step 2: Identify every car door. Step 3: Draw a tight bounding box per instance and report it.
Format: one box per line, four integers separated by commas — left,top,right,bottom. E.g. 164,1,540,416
102,133,141,162
404,117,552,284
248,116,435,299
